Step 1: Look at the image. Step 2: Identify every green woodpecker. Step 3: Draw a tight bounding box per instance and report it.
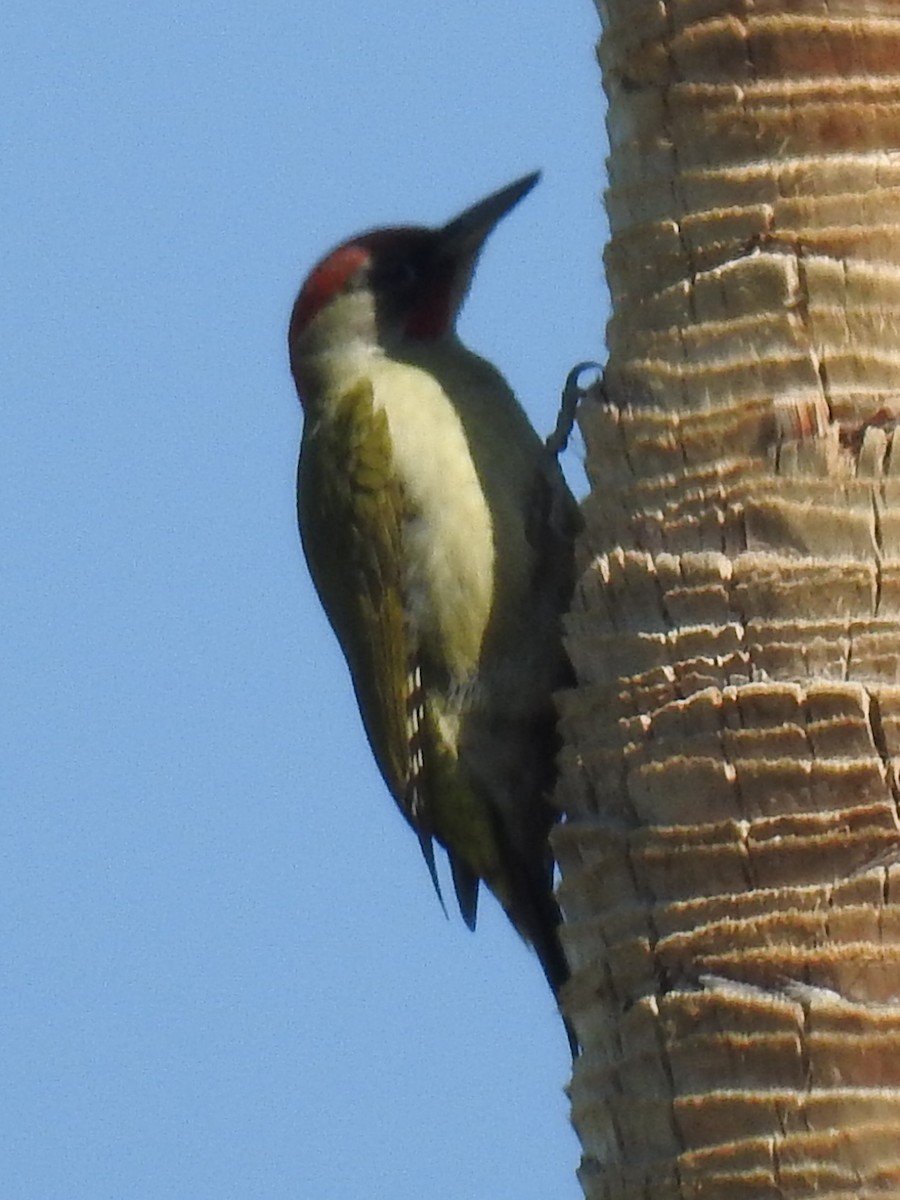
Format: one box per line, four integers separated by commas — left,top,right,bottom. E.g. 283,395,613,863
288,173,580,1048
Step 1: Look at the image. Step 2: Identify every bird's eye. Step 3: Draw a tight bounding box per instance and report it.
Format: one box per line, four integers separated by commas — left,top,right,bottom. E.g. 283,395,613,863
372,257,419,292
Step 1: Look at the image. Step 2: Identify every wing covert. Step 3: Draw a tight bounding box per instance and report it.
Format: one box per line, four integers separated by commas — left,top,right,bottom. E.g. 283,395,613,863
297,381,442,898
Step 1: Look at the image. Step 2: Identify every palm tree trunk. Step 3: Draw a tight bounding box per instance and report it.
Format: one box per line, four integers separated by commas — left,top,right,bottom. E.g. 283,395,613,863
557,2,900,1196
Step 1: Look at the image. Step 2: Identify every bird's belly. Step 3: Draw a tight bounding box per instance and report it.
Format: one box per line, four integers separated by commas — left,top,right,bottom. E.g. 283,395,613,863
372,361,495,678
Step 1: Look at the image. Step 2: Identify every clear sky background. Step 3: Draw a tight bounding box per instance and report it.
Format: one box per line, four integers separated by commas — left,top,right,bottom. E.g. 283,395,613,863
4,4,608,1197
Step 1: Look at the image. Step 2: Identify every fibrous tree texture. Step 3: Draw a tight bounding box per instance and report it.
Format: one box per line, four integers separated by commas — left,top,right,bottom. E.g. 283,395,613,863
555,2,900,1197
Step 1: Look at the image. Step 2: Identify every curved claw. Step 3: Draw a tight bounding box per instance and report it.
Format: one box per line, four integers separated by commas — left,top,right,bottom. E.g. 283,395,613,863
545,360,604,458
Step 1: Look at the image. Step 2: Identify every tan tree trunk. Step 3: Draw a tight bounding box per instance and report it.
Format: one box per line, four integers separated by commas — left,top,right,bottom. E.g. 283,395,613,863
555,2,900,1196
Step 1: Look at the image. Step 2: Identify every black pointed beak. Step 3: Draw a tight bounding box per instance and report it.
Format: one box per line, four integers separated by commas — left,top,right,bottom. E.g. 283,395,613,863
437,171,541,260
398,172,540,338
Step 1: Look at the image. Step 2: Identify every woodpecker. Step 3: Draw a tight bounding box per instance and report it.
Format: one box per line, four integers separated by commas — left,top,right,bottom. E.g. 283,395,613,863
288,173,580,1048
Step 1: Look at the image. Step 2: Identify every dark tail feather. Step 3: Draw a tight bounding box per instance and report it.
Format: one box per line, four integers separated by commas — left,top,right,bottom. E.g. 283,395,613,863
518,884,579,1057
417,830,449,919
449,853,479,931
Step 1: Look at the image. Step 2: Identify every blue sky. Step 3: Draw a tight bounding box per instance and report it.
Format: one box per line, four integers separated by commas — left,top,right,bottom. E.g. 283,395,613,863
4,4,607,1196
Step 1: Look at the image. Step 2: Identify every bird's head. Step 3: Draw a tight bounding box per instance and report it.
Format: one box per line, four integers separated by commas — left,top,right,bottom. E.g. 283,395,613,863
288,172,540,406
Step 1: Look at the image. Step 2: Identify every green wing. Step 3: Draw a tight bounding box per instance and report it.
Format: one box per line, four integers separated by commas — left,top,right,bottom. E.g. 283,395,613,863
297,380,443,902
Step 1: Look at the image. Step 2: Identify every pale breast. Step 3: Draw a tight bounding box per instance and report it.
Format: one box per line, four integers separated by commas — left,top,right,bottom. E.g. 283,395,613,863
370,357,495,679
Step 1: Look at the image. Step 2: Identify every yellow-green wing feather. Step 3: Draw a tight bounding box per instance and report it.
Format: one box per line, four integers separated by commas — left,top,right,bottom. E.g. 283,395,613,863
297,380,443,900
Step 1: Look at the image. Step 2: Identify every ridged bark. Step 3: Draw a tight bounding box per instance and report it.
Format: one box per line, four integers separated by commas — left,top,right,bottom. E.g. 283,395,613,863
556,2,900,1196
